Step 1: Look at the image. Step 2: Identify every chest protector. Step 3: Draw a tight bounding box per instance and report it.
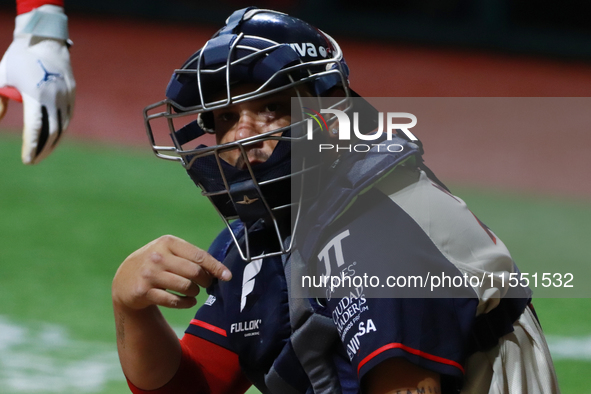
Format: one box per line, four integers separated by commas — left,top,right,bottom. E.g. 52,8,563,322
210,136,529,393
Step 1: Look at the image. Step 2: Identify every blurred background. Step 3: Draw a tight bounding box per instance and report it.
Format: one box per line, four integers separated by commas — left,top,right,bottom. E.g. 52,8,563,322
0,0,590,393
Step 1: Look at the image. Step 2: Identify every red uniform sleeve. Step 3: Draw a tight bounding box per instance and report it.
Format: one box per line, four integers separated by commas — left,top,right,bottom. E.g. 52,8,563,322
16,0,64,14
126,334,251,394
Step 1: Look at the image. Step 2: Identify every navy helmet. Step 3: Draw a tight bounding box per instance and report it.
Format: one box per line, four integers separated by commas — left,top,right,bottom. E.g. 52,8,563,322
144,7,351,261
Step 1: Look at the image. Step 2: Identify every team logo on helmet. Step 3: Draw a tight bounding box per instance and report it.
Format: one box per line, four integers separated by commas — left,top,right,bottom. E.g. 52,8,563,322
288,43,329,58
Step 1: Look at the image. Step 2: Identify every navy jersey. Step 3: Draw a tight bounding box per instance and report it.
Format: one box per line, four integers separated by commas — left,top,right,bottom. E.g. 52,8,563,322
186,225,294,391
314,185,479,391
305,167,531,392
185,167,534,393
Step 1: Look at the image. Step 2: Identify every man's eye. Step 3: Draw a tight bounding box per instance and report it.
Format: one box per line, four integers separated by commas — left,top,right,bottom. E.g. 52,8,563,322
264,103,280,112
218,113,235,122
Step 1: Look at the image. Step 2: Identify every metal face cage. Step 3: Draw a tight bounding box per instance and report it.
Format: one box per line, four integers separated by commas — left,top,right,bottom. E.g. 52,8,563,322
143,8,352,261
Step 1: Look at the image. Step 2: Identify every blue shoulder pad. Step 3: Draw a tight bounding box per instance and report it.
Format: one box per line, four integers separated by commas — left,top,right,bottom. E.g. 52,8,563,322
208,221,245,262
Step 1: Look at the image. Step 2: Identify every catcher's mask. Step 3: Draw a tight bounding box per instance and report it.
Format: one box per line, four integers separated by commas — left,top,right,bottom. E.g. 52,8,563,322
144,7,353,261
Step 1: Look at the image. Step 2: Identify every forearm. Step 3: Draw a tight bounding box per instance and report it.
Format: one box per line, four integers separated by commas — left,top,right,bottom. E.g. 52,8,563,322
111,235,233,391
363,358,441,394
114,301,183,390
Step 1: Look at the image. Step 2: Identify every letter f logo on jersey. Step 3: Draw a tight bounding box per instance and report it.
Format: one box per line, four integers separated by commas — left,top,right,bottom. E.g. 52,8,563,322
240,258,263,312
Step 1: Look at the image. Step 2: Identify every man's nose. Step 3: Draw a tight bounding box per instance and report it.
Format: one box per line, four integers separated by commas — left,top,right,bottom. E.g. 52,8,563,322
234,110,259,141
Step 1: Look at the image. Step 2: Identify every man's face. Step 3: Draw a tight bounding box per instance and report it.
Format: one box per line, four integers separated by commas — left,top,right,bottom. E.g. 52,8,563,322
210,86,294,170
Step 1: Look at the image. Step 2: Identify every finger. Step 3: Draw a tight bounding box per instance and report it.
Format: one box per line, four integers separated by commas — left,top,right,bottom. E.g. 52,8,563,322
20,94,45,164
62,76,75,131
36,105,61,162
34,106,51,160
32,103,63,164
161,235,233,281
0,86,23,102
160,254,215,289
52,107,63,147
153,270,201,298
51,87,70,148
0,87,22,121
0,96,7,120
145,288,197,310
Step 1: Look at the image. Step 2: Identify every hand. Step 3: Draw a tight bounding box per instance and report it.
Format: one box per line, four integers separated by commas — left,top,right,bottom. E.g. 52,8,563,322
112,235,232,311
0,5,75,164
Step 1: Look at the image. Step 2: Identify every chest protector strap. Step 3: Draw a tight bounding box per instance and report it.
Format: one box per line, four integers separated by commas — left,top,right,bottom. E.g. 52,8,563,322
264,241,343,394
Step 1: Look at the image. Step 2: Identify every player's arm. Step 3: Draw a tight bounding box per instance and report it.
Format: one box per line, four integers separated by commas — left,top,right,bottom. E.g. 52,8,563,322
0,0,75,164
112,235,233,391
363,358,441,394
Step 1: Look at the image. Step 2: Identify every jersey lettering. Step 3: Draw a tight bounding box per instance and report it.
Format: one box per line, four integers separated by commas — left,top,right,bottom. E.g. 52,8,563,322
204,295,217,306
317,229,350,277
230,319,262,333
346,318,377,360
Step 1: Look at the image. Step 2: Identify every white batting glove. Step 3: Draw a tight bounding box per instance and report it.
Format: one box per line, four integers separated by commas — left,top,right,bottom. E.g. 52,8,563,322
0,5,75,164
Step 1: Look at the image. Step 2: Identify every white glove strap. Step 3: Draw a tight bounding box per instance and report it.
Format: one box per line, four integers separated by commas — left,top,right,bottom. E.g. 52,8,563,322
14,5,69,41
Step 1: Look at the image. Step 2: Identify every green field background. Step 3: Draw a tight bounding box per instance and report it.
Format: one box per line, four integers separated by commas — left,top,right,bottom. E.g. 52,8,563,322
0,133,589,393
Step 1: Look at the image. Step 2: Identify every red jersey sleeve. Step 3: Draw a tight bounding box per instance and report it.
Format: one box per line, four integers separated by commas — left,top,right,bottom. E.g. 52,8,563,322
16,0,64,14
126,334,251,394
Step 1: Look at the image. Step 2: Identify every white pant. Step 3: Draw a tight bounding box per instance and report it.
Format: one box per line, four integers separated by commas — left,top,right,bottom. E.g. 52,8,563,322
462,306,560,393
